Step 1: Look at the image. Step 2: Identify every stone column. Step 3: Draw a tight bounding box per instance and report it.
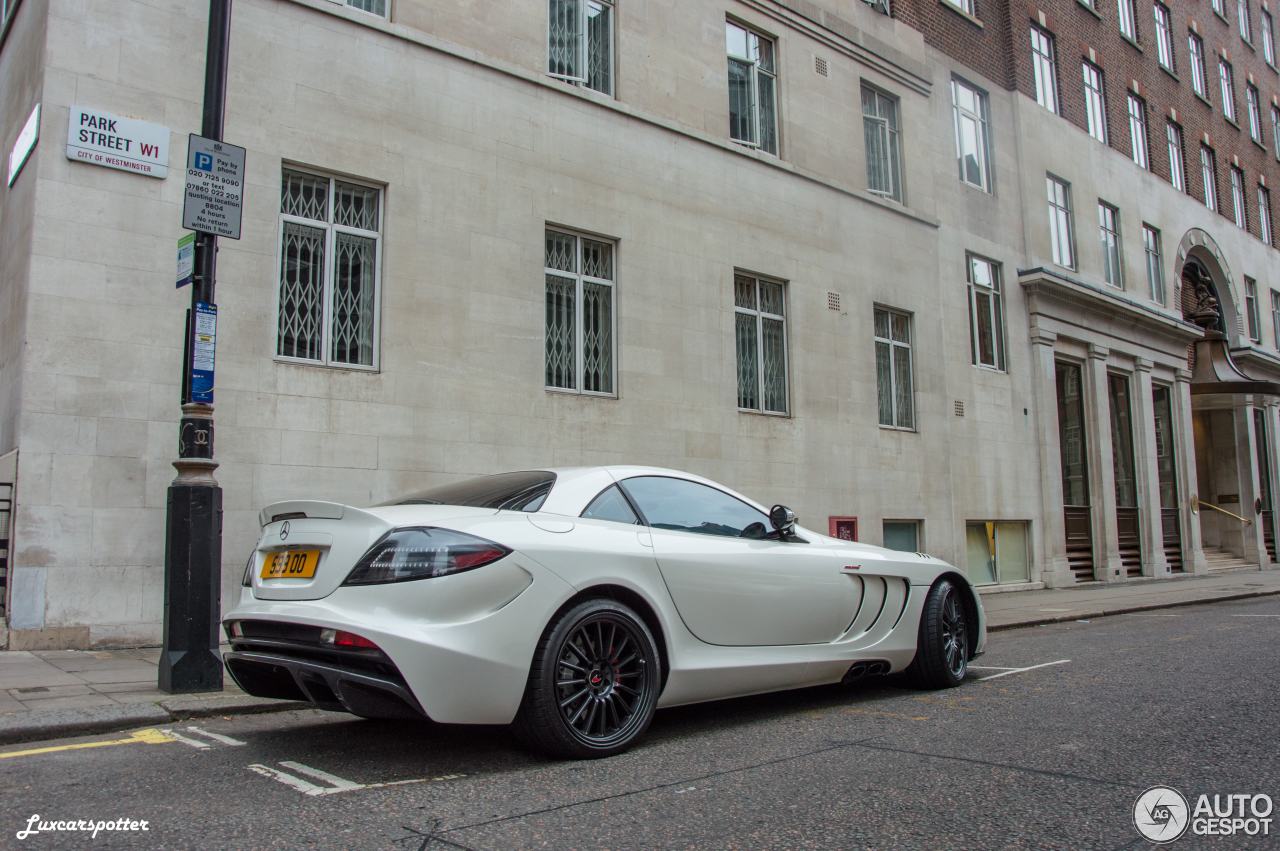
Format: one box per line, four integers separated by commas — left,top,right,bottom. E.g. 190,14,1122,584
1085,344,1124,581
1030,329,1075,586
1174,369,1208,574
1233,399,1265,566
1132,359,1171,577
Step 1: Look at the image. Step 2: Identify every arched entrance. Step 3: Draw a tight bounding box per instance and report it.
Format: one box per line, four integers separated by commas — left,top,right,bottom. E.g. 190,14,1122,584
1178,231,1277,570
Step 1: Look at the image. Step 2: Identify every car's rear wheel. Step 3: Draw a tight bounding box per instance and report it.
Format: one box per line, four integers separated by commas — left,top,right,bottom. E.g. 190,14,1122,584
906,579,969,688
514,599,661,759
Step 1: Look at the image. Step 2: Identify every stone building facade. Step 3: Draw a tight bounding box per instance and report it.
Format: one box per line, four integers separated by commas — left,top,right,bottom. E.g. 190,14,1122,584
0,0,1276,648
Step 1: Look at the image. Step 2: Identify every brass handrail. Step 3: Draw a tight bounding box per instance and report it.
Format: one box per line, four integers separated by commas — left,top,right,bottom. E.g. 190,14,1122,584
1191,496,1253,526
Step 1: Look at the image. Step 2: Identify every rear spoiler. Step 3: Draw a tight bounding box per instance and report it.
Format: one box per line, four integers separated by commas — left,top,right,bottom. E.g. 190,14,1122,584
258,500,350,528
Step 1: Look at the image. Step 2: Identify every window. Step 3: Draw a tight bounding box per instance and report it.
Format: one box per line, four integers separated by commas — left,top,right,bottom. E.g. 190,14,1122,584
874,307,915,429
1220,59,1237,122
967,254,1006,370
726,20,778,155
1264,10,1276,65
1272,290,1280,349
1201,145,1218,211
1155,4,1176,69
1118,0,1138,40
581,485,640,525
276,169,381,368
1144,224,1166,303
965,521,1030,585
1099,202,1124,287
345,0,387,15
1248,85,1263,144
1190,32,1208,98
1273,106,1280,159
863,84,903,202
544,228,616,395
1260,185,1273,245
734,273,788,414
952,77,992,191
547,0,614,95
1212,0,1226,17
944,0,976,13
1167,122,1187,192
1082,62,1108,143
1030,26,1059,113
1127,93,1149,169
1047,175,1076,268
1231,166,1248,229
883,521,921,552
1239,0,1253,41
1246,277,1261,341
620,476,768,538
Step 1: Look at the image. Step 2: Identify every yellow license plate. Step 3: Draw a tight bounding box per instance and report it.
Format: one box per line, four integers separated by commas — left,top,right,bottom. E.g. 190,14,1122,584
260,549,321,580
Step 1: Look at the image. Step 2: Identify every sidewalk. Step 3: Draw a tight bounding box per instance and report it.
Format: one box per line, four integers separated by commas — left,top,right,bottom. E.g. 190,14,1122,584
1,569,1278,745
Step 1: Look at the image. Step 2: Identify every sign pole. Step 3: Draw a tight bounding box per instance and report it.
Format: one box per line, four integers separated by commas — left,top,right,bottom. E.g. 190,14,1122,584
159,0,232,693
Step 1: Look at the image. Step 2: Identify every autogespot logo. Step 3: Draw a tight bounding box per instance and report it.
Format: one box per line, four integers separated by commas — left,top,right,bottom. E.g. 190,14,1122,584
1134,786,1191,844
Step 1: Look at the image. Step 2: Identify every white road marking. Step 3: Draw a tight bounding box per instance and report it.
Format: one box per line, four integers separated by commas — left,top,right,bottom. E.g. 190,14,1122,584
1231,614,1280,618
248,761,467,797
977,659,1071,681
968,665,1016,671
1037,608,1073,612
160,729,212,750
184,726,246,747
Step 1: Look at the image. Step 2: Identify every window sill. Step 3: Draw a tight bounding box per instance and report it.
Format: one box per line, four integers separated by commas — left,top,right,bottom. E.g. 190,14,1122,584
1194,90,1213,109
878,424,918,433
971,363,1008,375
1242,36,1256,53
546,386,619,400
959,177,994,196
1224,115,1242,131
1077,0,1103,21
1253,137,1268,152
730,138,779,159
1214,10,1230,25
1120,33,1143,53
938,0,984,29
1158,64,1179,83
738,408,791,418
273,356,380,374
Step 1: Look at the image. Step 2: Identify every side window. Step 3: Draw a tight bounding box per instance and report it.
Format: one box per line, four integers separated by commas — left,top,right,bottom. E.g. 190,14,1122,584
581,485,640,525
620,476,768,538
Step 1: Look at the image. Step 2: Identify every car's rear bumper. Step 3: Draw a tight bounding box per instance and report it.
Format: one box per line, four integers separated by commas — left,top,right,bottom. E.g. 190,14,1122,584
225,649,426,720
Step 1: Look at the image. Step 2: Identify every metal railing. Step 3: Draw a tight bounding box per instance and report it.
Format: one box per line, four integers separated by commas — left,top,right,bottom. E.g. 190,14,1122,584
1191,496,1253,526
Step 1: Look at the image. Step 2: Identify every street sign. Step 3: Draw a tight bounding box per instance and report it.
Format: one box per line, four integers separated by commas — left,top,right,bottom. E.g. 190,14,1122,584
176,233,195,288
190,302,217,404
182,134,245,239
7,103,39,187
65,106,169,178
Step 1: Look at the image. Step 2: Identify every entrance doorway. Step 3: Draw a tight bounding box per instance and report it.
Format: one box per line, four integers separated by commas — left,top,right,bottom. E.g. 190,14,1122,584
1056,360,1094,580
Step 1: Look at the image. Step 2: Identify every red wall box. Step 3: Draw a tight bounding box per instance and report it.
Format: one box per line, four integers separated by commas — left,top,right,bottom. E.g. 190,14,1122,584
828,516,859,541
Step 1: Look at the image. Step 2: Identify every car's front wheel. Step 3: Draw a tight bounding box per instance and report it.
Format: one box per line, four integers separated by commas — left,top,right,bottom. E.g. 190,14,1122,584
906,579,970,688
514,598,661,759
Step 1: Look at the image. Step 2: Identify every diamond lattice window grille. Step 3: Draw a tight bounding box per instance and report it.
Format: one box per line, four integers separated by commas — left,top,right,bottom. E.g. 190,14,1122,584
582,281,613,393
334,181,379,231
734,274,788,414
545,274,577,389
544,229,616,395
582,239,613,280
282,170,328,220
546,231,577,273
277,170,381,368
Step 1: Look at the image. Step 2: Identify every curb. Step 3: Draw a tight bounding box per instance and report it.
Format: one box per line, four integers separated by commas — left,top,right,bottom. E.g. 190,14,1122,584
0,697,306,747
987,588,1280,632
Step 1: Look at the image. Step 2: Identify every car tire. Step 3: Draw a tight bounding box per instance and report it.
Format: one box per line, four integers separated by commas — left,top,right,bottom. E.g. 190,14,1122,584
514,598,662,759
905,579,969,689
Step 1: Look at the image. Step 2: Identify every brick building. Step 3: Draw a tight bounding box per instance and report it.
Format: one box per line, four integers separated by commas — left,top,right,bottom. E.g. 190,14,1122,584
0,0,1277,648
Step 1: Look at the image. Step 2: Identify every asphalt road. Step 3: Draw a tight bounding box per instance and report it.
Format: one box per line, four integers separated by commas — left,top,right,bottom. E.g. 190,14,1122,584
1,596,1278,850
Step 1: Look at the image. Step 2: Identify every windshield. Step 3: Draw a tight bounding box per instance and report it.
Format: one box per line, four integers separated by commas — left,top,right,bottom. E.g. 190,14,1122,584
384,471,556,512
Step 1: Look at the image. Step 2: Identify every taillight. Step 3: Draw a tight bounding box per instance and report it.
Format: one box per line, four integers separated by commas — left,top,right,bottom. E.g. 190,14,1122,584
319,628,380,650
342,527,511,586
242,551,255,587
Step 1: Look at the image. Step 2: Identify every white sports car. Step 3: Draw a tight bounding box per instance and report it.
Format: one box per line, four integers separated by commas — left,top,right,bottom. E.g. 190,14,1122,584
224,467,986,758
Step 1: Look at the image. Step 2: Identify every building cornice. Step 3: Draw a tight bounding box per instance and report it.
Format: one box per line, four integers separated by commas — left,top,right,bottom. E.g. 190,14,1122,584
1019,266,1204,346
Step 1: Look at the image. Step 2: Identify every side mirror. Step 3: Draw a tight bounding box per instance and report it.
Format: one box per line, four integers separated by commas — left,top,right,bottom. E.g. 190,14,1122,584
769,504,797,537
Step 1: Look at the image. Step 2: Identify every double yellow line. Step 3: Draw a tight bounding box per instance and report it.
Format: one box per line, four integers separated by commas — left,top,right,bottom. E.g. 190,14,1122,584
0,728,174,761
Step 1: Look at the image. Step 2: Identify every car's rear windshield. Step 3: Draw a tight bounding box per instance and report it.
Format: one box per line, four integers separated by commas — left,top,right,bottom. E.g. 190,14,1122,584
384,471,556,512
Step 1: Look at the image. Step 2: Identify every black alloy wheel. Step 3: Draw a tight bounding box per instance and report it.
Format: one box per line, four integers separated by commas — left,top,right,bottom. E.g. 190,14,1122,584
515,599,661,759
905,578,970,689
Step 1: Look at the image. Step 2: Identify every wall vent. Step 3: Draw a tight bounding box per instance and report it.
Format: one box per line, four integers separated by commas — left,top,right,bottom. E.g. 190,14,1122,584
815,56,829,77
954,400,965,417
827,291,841,311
